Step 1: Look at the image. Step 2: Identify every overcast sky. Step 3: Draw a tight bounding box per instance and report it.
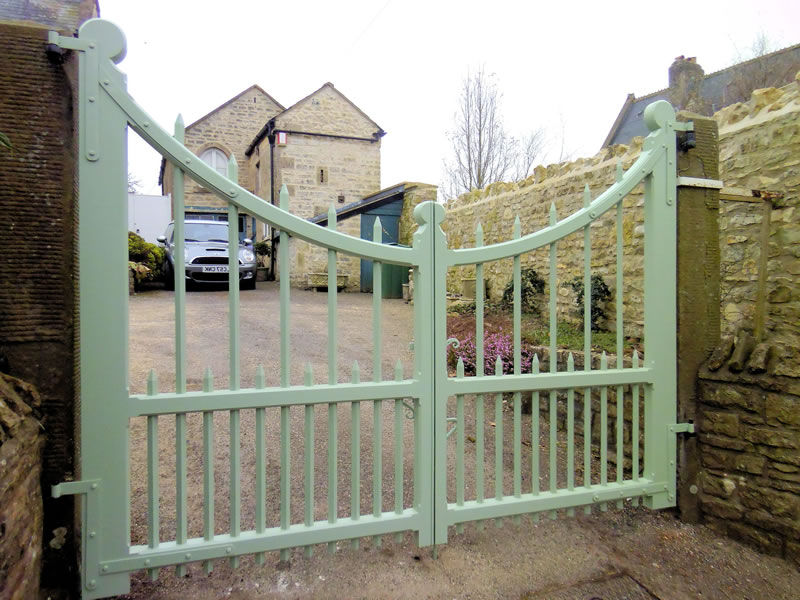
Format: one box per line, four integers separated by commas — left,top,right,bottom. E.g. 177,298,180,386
98,0,799,196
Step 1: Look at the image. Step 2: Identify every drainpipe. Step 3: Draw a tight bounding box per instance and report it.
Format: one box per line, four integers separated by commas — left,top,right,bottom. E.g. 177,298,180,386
268,120,277,280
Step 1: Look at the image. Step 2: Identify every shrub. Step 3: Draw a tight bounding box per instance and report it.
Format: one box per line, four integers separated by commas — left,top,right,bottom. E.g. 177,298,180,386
500,268,545,314
128,232,165,281
447,330,535,376
566,275,611,331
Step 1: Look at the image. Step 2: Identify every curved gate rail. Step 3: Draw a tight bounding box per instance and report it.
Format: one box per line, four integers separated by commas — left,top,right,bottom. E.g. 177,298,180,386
49,19,691,599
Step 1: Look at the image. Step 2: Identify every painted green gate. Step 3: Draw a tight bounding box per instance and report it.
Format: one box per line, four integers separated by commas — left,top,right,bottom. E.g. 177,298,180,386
50,20,692,600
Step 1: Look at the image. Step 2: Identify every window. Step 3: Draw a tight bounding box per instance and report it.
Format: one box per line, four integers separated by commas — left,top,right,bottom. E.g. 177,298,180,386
200,148,229,175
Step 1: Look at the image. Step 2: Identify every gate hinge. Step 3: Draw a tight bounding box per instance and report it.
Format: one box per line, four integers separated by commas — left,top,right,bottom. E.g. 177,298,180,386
668,423,695,435
52,479,101,498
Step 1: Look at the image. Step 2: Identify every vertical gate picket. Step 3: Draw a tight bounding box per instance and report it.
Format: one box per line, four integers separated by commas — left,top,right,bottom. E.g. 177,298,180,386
474,224,485,530
615,162,625,509
202,368,214,575
254,366,266,565
582,184,593,514
372,218,383,548
172,116,187,394
548,203,558,520
278,184,291,562
351,361,361,549
326,205,339,554
146,371,159,582
512,218,522,516
304,363,315,558
393,360,404,543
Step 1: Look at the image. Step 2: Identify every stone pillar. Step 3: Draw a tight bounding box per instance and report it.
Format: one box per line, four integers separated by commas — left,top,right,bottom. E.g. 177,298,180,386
675,111,721,522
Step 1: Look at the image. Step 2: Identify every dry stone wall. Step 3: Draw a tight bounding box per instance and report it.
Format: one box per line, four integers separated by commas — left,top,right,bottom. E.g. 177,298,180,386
715,76,800,378
0,374,45,600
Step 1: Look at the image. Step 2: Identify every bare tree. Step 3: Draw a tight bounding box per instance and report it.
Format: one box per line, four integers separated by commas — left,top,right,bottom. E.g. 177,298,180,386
443,67,544,200
127,173,141,194
725,33,799,105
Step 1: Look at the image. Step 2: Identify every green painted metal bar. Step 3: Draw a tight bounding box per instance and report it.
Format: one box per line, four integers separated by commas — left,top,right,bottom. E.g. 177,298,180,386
567,354,575,518
642,102,678,511
146,371,159,581
202,368,214,575
445,145,665,266
351,362,361,550
279,402,291,562
229,407,241,568
279,185,290,388
328,204,338,385
441,480,663,526
600,352,609,512
175,410,188,576
372,219,383,547
494,357,503,507
475,222,485,510
172,117,187,395
393,361,404,543
227,155,240,392
582,184,593,513
255,366,266,565
279,184,292,563
632,351,640,507
304,363,315,558
548,204,558,518
456,359,465,529
101,509,424,573
615,162,625,510
532,355,540,497
327,205,339,554
512,218,522,503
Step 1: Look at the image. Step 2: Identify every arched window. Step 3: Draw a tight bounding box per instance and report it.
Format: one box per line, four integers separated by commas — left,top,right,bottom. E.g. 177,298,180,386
200,147,229,175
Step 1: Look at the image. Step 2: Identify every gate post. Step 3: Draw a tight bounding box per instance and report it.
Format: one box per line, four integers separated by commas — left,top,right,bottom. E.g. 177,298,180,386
675,112,720,522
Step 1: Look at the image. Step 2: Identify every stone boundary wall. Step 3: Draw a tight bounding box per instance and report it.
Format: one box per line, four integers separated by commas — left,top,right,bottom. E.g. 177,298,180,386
715,75,800,379
0,374,45,600
442,138,648,339
696,337,800,567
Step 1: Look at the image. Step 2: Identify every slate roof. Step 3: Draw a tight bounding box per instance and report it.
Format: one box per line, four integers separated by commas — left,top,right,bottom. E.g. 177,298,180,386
603,43,800,147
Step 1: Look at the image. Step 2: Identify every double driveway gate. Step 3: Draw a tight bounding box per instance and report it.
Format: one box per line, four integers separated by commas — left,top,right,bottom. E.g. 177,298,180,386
51,20,691,599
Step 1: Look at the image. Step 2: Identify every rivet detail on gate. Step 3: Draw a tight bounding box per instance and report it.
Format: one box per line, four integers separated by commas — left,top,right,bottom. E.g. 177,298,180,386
669,494,675,501
143,121,150,127
589,211,597,218
592,494,599,502
102,565,108,572
91,483,98,489
185,158,191,164
89,531,96,538
88,151,96,158
103,80,110,86
229,189,237,196
144,559,151,566
226,547,232,554
663,485,668,490
667,197,673,206
185,553,192,560
89,43,96,49
88,97,95,103
87,579,96,590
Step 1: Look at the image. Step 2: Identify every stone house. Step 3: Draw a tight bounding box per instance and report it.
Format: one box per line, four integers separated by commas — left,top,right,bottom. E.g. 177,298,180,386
603,43,800,147
158,81,423,290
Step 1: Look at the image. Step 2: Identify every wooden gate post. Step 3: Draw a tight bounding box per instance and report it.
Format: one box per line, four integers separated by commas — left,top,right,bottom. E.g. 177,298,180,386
675,111,721,522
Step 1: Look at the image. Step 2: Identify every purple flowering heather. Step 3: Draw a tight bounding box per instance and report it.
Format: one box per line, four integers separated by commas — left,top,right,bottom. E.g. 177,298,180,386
447,331,534,375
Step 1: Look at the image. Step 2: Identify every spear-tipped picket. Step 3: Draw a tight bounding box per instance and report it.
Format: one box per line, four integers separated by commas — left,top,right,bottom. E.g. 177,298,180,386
583,183,591,209
615,159,623,183
531,353,540,522
326,203,339,554
456,357,465,528
172,114,187,394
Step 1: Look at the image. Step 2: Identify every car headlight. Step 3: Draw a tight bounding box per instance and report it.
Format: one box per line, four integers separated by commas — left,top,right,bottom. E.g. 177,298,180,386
240,249,255,263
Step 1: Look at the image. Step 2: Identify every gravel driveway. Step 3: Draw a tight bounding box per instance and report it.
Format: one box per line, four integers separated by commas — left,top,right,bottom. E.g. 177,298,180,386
121,283,800,599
